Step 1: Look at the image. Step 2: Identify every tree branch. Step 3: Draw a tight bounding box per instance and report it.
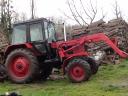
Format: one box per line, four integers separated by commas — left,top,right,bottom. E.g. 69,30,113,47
71,0,88,25
67,0,82,26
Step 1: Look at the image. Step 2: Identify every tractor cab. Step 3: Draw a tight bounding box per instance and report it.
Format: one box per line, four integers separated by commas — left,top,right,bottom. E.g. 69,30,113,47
12,18,57,58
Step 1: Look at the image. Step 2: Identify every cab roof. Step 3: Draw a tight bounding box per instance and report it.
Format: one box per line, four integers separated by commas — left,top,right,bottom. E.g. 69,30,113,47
13,18,53,26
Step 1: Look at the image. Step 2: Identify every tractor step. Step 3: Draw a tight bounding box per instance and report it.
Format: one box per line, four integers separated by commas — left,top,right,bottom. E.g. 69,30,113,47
44,58,61,68
44,58,59,63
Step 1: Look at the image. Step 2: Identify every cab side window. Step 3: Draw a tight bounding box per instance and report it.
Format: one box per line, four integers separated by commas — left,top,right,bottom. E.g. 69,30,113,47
12,24,26,44
30,23,43,41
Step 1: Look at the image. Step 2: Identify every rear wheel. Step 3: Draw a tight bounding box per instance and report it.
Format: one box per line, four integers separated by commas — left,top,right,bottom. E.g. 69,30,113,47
5,49,39,83
67,58,91,83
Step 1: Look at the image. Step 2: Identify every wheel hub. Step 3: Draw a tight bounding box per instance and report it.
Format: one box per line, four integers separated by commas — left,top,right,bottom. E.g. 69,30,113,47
72,66,84,77
10,56,29,77
70,64,85,81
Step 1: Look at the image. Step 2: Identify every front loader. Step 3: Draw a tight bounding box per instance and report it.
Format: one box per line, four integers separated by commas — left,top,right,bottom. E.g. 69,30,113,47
0,18,128,83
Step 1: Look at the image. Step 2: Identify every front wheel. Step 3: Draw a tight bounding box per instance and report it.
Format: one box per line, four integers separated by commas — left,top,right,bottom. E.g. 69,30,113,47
5,49,39,83
86,58,99,74
67,58,91,83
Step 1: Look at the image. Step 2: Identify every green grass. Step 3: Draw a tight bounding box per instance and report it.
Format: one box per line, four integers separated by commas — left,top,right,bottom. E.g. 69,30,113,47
1,60,128,96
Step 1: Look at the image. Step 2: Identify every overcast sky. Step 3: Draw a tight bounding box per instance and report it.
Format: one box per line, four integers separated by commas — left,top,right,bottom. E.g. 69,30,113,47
13,0,128,24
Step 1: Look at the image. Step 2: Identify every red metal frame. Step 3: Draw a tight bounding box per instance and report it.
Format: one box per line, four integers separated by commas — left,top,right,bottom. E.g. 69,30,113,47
53,33,128,59
51,33,128,73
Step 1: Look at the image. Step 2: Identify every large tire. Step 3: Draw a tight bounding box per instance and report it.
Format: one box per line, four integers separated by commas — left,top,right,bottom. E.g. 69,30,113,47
67,58,91,83
71,57,99,74
5,49,39,83
86,58,99,74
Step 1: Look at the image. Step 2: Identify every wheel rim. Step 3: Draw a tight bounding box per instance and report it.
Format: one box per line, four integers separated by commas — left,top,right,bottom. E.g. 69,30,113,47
70,64,85,81
9,55,29,78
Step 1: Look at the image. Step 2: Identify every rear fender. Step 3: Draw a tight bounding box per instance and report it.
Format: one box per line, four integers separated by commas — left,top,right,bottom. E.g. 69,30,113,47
4,43,33,58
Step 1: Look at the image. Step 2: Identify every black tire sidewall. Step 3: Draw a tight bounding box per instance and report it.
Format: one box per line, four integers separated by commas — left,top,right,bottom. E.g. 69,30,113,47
5,49,38,83
86,58,99,74
67,58,91,83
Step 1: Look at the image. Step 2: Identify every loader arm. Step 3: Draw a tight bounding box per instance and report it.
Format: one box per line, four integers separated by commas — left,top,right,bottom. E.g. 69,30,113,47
53,33,128,74
53,32,128,61
82,33,128,58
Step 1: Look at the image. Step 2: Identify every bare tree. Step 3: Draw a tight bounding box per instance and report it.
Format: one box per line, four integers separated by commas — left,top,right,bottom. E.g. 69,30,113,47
66,0,98,26
0,0,13,35
12,12,28,23
67,1,82,26
20,12,27,21
101,8,106,20
12,12,19,23
113,0,122,19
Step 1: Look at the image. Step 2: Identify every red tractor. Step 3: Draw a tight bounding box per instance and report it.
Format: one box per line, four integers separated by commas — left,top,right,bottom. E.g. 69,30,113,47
2,18,128,83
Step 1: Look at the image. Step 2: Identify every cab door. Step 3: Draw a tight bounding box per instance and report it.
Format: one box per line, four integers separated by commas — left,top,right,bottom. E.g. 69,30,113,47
44,21,57,58
29,22,47,54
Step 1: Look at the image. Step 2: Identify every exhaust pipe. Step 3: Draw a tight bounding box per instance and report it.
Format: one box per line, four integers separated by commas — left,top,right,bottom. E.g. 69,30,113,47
63,23,67,41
